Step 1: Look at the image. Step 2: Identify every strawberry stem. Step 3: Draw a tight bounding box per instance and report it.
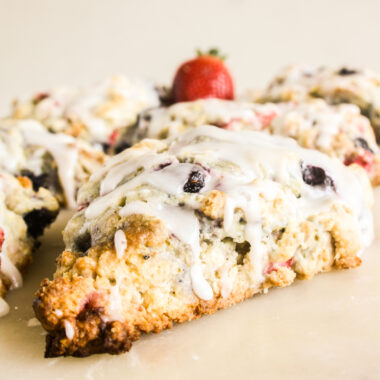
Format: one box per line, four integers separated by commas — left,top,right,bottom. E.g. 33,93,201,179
196,47,226,60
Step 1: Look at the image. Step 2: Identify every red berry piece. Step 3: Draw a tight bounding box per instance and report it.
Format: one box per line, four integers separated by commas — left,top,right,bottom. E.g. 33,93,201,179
0,228,4,251
108,130,119,146
344,152,374,172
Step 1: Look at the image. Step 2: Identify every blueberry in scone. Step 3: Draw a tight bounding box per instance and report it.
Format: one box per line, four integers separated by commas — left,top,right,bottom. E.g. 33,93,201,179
113,98,380,185
11,76,160,153
0,171,59,316
255,64,380,141
33,126,373,357
0,119,106,208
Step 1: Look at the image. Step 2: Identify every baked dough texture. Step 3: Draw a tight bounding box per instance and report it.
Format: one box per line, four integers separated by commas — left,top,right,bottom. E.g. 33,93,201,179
254,64,380,141
0,119,105,208
34,125,373,357
11,75,160,152
117,98,380,185
0,171,59,315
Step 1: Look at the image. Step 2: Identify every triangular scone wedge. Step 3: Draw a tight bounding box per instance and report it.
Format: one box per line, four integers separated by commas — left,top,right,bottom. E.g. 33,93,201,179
253,64,380,141
0,119,106,208
34,126,374,357
115,98,380,186
11,75,160,152
0,171,59,316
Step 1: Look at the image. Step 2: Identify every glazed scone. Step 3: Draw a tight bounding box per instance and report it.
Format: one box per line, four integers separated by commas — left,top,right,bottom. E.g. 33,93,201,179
115,98,380,185
0,170,59,316
34,125,373,357
255,64,380,140
0,119,106,208
11,75,160,152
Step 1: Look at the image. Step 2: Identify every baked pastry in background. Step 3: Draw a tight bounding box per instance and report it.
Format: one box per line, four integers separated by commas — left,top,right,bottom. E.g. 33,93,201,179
254,64,380,141
0,170,59,316
0,119,106,208
34,125,373,357
114,98,380,185
11,75,160,152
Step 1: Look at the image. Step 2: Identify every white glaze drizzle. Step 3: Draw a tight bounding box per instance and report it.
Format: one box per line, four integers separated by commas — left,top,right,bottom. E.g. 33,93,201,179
0,183,23,312
82,125,373,300
55,309,63,317
135,98,379,162
219,267,235,299
114,230,127,259
0,297,10,317
119,201,213,300
261,64,380,114
190,265,213,301
86,161,202,219
64,320,75,340
108,283,124,321
137,99,270,140
65,76,160,142
19,121,80,208
0,118,101,208
19,76,159,143
1,253,23,290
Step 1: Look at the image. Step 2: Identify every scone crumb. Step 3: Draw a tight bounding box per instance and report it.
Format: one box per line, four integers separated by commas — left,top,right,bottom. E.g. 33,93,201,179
265,267,296,287
201,190,226,219
124,215,168,249
17,175,33,189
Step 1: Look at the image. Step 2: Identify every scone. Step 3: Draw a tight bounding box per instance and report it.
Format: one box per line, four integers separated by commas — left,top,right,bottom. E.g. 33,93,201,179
114,98,380,185
254,64,380,140
0,119,106,208
0,171,59,316
11,75,160,152
34,125,373,357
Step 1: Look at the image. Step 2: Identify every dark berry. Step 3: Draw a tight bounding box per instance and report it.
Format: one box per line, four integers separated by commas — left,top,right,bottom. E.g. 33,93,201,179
20,170,51,192
354,137,374,153
23,208,58,238
337,68,358,76
113,141,131,155
155,85,174,106
183,171,205,193
100,143,111,153
143,113,152,122
302,164,335,190
20,169,62,202
74,232,92,253
143,255,150,260
236,241,250,265
155,162,172,171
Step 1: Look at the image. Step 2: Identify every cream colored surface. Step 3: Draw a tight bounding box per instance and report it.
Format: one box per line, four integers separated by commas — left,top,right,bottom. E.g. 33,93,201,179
1,0,380,379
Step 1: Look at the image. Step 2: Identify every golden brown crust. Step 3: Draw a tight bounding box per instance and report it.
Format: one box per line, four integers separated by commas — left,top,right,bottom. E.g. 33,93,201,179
34,233,361,358
17,175,33,189
34,274,262,357
265,267,296,288
371,156,380,186
33,196,368,358
201,190,226,219
123,215,168,249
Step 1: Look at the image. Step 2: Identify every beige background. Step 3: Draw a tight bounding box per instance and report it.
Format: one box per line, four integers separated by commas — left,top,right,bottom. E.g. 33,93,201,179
1,1,380,379
1,0,380,114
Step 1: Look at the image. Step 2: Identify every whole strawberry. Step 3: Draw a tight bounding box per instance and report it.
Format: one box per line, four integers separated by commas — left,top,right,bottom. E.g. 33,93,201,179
172,48,235,102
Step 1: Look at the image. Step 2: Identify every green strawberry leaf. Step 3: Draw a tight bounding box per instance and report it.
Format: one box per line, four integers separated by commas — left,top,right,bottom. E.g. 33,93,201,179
196,47,226,60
